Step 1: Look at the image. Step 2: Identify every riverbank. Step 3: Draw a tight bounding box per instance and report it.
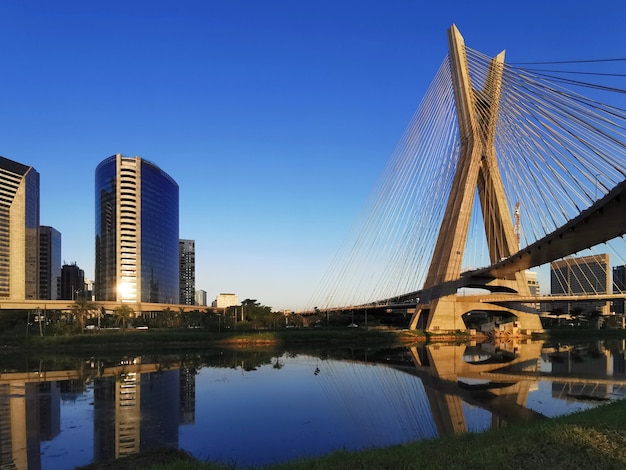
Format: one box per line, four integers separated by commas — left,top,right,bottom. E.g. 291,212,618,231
4,326,434,352
78,398,626,470
7,325,626,353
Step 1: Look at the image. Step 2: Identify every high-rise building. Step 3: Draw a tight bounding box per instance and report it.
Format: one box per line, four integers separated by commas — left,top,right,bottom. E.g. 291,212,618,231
613,265,626,314
60,262,85,300
195,289,207,307
95,154,179,303
39,226,61,300
179,239,195,305
550,254,610,315
0,156,40,300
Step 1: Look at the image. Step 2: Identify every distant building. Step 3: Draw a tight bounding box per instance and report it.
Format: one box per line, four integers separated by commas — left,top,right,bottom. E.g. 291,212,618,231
39,226,62,300
525,270,539,296
60,262,85,300
613,265,626,314
195,289,207,307
213,293,239,309
550,254,610,315
179,239,195,305
84,278,95,301
95,154,179,303
0,156,40,300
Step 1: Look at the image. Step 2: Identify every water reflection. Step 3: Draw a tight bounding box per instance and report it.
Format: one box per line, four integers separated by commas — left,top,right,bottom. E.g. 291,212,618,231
0,339,625,469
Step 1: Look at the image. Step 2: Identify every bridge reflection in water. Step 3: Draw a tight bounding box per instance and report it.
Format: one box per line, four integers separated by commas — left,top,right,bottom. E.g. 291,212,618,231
1,341,625,469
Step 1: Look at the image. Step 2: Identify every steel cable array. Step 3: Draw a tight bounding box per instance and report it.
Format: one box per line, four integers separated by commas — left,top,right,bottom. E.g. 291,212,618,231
309,47,626,311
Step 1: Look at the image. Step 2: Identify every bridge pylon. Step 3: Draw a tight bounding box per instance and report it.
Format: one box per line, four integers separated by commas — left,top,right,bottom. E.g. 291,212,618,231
409,25,543,333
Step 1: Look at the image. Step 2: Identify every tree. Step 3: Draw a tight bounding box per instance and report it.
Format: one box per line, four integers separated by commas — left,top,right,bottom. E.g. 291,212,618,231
267,311,284,329
239,299,273,329
113,304,134,332
69,298,98,332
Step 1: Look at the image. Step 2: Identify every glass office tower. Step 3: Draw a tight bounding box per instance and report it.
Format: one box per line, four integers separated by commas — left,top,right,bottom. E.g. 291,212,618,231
95,154,179,303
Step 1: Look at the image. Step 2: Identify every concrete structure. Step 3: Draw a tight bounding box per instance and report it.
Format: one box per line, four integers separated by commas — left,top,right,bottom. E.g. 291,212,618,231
95,154,179,303
213,293,238,309
195,289,207,307
0,156,40,300
84,278,95,301
316,27,626,332
179,239,195,305
409,27,542,332
39,226,61,300
526,270,539,296
551,254,610,316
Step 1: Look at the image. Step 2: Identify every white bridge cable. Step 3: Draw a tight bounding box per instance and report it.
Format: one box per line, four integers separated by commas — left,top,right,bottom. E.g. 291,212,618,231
308,57,458,309
363,58,459,304
480,47,626,299
471,46,626,298
309,43,626,310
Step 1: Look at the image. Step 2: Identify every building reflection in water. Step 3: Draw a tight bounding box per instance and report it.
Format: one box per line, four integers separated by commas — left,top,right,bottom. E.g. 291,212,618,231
0,341,625,469
544,342,626,406
0,359,197,470
93,362,181,460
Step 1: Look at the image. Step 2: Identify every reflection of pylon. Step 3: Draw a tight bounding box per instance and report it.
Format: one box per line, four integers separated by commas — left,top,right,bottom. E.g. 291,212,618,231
514,201,521,251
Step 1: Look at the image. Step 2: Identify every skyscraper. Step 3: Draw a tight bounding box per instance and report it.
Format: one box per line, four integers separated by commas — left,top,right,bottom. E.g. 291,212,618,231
0,156,40,300
179,239,195,305
39,226,61,300
60,262,85,300
95,154,179,303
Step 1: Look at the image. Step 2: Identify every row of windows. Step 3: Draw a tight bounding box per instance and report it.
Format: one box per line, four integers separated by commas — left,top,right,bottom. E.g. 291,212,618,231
95,156,179,303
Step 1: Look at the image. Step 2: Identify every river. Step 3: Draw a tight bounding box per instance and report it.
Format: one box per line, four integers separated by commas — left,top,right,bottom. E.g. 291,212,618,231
1,339,625,469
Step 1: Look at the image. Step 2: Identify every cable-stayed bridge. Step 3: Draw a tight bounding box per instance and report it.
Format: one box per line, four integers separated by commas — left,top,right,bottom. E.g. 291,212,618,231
310,25,626,333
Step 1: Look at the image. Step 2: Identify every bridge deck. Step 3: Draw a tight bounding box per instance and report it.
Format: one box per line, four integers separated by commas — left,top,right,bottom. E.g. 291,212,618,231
0,299,221,313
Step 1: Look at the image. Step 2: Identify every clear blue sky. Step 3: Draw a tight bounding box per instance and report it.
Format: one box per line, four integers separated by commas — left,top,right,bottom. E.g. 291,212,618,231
1,1,624,310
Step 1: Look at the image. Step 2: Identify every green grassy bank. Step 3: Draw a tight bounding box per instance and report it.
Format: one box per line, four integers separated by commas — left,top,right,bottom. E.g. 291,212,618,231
3,326,429,352
78,398,626,470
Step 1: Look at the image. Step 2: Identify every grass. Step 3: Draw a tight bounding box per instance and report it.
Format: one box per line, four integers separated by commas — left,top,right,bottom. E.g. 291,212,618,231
79,399,626,470
4,326,428,353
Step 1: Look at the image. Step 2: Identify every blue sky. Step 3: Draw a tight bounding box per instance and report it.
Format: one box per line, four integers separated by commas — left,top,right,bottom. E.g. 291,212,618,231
1,1,624,310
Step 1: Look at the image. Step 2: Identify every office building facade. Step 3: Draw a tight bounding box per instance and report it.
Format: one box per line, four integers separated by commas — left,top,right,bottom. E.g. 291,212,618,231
39,226,61,300
213,293,239,309
613,265,626,314
60,262,85,300
95,154,179,303
195,289,207,307
179,239,195,305
0,156,40,300
550,254,610,315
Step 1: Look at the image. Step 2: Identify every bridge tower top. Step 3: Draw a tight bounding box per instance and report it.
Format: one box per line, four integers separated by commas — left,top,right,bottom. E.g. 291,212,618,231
424,25,521,290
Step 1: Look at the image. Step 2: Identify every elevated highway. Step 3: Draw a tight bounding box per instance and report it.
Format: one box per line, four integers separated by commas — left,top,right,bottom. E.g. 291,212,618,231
0,299,222,314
